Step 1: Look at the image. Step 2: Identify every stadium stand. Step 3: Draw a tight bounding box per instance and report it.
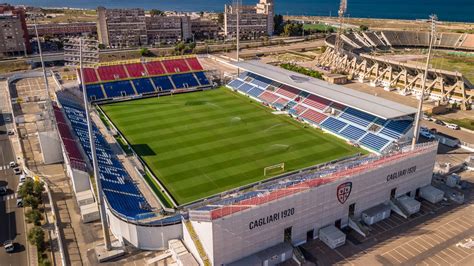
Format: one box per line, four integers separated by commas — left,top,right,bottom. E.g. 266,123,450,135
339,107,377,128
360,133,390,151
258,91,279,103
57,94,155,220
125,63,147,78
102,80,135,98
303,94,331,110
162,58,190,73
380,119,412,139
80,57,209,101
144,61,167,75
132,78,156,94
85,84,106,101
340,125,366,141
275,85,300,99
97,65,128,81
194,72,210,86
81,68,99,83
321,117,347,133
186,57,204,71
300,109,327,124
172,73,200,89
152,76,175,91
226,70,414,153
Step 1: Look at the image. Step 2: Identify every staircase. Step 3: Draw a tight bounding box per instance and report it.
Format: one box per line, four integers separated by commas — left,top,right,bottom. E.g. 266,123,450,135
390,199,409,218
348,216,370,237
292,245,306,265
184,221,211,266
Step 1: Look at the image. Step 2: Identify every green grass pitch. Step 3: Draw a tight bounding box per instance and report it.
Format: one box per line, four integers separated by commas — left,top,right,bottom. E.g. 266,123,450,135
100,88,363,205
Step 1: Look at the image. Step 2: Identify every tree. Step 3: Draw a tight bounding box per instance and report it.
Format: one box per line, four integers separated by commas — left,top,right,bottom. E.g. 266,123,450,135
28,227,45,252
283,22,303,37
23,194,40,209
360,25,369,31
150,9,164,16
139,48,152,57
25,209,43,226
273,14,284,35
32,181,45,199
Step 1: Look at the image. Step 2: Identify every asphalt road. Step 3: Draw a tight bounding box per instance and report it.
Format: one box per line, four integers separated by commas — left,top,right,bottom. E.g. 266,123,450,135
0,112,28,265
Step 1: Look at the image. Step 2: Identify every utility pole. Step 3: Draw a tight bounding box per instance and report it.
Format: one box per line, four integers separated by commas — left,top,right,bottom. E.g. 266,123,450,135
34,20,55,131
412,14,437,150
64,37,111,249
235,0,241,75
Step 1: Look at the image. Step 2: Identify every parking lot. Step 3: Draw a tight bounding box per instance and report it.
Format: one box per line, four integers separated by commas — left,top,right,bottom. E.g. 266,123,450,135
296,172,474,266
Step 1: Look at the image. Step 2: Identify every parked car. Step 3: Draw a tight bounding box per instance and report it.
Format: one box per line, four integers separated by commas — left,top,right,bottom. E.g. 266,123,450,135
4,116,11,122
9,161,16,168
420,131,435,139
3,240,14,253
422,114,433,121
434,120,445,126
7,129,14,135
13,167,21,175
19,174,26,183
446,123,460,130
420,126,430,132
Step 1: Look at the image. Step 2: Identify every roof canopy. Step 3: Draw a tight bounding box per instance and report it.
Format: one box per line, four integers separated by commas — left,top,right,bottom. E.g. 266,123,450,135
233,61,417,120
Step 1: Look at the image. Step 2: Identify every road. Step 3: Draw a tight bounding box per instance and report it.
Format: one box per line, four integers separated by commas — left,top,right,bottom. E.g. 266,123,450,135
0,86,28,266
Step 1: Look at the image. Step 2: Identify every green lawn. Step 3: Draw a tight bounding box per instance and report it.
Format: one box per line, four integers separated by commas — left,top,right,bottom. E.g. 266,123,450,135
100,88,362,204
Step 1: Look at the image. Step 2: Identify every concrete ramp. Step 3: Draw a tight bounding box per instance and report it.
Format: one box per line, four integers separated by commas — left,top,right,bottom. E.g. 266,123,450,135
348,216,369,238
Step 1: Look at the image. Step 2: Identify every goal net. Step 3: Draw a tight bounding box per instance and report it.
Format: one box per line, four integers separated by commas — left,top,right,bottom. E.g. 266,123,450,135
264,163,285,176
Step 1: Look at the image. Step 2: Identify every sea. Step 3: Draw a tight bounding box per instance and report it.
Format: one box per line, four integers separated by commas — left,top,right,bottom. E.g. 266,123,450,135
7,0,474,23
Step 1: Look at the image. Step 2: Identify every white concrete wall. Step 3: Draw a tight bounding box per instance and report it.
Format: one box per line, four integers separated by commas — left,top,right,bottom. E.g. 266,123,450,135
207,146,437,265
38,131,64,164
71,169,90,194
107,209,182,250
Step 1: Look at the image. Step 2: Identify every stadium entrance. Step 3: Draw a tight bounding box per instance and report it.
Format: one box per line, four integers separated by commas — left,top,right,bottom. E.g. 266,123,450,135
284,227,292,243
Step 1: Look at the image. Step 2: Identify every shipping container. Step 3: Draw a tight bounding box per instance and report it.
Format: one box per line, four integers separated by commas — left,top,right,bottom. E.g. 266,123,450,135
419,185,444,203
318,225,346,249
361,203,391,225
397,195,420,215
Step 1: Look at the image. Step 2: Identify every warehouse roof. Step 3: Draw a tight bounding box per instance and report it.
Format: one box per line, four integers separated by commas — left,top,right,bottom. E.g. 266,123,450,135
233,60,417,119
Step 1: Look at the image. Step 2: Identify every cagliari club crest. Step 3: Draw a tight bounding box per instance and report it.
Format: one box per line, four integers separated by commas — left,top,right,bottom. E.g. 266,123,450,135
337,182,352,204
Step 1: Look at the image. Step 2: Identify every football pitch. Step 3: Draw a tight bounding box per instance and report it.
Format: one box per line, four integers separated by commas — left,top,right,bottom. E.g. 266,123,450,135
100,88,362,205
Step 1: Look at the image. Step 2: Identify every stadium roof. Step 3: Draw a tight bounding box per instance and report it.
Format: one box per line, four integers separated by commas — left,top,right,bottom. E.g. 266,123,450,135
232,61,417,119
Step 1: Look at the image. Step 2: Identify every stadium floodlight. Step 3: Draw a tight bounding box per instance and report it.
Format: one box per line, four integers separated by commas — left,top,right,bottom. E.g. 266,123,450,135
233,0,242,74
412,14,437,150
70,37,112,251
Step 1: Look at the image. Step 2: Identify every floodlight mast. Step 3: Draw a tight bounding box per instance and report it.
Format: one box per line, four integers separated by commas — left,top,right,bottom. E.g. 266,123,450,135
235,0,241,75
78,38,112,250
412,14,437,150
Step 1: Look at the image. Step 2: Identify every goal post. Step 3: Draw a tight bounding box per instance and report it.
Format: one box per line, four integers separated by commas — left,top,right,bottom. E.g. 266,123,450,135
264,163,285,176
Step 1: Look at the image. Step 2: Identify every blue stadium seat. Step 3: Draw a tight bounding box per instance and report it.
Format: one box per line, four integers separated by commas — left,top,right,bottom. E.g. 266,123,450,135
321,117,347,133
340,125,366,141
102,80,136,98
151,76,175,91
57,96,155,221
194,72,210,85
133,78,156,94
360,133,390,151
171,73,199,89
340,107,376,127
238,83,255,93
247,87,264,98
228,79,244,89
86,84,105,101
380,120,412,139
248,73,272,88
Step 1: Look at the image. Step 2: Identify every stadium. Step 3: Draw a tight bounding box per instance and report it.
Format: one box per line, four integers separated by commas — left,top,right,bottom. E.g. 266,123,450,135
52,55,439,265
321,30,474,109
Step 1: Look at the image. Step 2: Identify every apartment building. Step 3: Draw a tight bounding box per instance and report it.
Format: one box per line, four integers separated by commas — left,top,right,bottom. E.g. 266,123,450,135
0,4,30,56
97,7,213,47
191,18,219,40
224,0,274,38
28,22,97,37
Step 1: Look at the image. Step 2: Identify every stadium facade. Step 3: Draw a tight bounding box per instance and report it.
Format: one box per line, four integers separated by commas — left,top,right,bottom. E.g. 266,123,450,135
52,56,440,265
